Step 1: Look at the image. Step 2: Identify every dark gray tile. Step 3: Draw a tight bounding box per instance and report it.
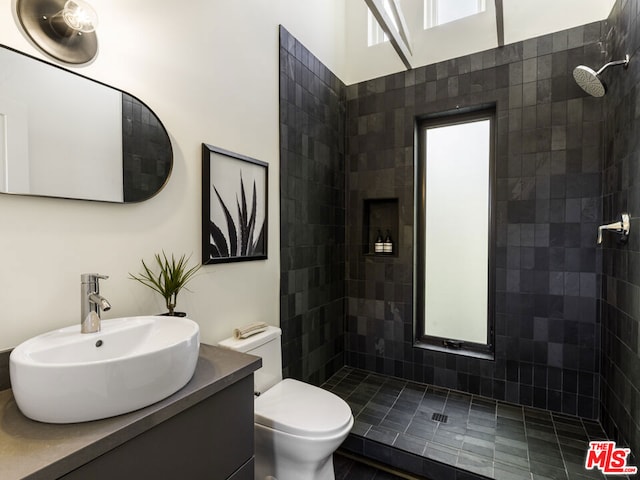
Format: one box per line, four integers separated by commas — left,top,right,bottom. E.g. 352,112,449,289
467,420,498,435
494,462,534,480
496,438,529,457
324,367,623,480
424,442,460,464
498,403,525,420
461,438,495,459
528,450,565,469
432,428,466,449
406,420,438,440
457,452,495,477
530,460,569,480
366,425,399,444
302,0,632,469
393,433,428,456
334,454,408,480
495,449,530,470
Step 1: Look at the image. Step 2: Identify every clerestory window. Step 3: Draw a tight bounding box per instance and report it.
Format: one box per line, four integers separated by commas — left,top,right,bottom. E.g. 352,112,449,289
424,0,486,29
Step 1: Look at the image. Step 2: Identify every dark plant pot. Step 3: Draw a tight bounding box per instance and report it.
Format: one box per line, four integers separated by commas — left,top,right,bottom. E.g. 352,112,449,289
159,311,187,317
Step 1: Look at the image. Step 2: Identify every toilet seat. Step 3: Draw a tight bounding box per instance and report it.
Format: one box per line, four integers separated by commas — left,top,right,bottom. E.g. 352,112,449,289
255,378,352,438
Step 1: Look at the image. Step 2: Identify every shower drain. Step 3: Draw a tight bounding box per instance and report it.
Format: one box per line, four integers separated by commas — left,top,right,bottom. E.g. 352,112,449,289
431,413,448,423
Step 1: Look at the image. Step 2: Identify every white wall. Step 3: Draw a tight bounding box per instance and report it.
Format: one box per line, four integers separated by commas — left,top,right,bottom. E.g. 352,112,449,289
0,0,346,350
409,1,497,70
344,0,407,85
503,0,616,45
345,0,616,85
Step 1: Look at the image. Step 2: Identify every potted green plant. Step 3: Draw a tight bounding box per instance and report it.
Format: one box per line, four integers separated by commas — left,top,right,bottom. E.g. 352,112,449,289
129,252,201,316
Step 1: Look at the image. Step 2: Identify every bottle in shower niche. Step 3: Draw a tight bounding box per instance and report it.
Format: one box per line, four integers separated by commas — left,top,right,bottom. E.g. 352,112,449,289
374,230,384,254
383,230,393,254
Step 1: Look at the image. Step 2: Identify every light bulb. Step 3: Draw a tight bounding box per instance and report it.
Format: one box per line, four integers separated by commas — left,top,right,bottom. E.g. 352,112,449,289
62,0,98,33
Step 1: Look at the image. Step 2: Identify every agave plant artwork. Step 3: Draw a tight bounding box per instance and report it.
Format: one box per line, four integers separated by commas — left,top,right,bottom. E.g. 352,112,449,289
209,173,266,260
129,252,201,316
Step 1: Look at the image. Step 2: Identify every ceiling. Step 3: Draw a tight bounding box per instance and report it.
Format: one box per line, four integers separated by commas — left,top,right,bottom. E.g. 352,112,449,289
344,0,616,84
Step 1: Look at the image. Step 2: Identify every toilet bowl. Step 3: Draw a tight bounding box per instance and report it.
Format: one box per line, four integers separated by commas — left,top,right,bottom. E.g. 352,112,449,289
219,326,353,480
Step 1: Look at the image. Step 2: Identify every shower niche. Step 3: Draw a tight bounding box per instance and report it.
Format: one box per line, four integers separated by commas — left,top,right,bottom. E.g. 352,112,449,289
362,198,398,257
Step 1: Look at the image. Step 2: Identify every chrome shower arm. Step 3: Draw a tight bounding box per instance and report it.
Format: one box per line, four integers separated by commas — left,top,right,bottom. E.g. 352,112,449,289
596,54,630,75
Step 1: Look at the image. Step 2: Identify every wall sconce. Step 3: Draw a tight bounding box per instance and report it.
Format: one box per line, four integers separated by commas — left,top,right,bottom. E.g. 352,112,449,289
16,0,98,65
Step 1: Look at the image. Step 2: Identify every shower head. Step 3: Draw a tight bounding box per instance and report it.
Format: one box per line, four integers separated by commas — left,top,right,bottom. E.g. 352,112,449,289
573,65,606,97
573,54,630,97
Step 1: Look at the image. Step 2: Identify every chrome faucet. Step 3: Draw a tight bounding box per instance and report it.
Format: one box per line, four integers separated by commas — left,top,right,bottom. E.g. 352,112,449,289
81,274,111,333
597,212,630,245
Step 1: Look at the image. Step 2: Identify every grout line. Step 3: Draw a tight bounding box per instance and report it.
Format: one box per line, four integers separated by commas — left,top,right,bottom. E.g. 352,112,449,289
549,412,571,480
375,376,406,432
433,387,451,438
520,405,535,480
330,369,616,480
396,380,427,436
354,371,394,429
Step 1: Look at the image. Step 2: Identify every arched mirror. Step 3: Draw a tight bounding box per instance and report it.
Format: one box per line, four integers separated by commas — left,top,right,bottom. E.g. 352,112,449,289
0,44,172,203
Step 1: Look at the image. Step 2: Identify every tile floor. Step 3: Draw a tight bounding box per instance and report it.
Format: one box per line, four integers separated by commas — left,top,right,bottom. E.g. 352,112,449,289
323,367,634,480
334,453,409,479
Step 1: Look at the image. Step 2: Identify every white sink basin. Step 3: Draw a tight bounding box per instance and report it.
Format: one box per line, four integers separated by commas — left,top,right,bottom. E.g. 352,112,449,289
9,316,200,423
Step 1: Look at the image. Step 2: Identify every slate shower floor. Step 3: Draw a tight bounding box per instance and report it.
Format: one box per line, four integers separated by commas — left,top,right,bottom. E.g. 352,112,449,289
323,367,632,480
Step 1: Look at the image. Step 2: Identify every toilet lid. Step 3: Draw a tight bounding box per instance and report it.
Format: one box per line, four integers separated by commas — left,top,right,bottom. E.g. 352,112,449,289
254,378,353,438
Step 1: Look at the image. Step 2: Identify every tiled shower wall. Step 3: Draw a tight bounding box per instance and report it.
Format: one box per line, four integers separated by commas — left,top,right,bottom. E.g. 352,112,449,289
601,0,640,456
345,24,605,418
278,26,346,385
121,93,172,203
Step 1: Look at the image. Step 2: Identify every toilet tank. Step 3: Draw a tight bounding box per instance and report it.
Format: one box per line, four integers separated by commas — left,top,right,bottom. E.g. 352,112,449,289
218,326,283,394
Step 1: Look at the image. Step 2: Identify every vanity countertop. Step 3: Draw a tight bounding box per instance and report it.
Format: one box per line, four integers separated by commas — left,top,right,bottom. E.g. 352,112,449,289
0,344,261,480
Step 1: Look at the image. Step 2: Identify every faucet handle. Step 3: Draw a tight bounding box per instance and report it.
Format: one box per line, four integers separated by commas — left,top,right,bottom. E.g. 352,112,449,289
81,273,109,283
597,213,630,245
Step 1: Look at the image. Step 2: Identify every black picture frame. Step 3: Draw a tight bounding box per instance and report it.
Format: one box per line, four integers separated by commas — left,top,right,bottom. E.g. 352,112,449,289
202,143,268,264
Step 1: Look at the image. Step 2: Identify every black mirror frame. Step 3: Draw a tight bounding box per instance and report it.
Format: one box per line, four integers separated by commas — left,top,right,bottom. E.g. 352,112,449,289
0,43,173,203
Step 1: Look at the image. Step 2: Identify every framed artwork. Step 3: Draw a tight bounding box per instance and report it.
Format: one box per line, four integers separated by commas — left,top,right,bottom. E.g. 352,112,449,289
202,143,268,264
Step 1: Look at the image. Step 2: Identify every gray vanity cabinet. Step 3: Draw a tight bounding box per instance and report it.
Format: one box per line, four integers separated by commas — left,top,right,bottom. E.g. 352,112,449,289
58,374,255,480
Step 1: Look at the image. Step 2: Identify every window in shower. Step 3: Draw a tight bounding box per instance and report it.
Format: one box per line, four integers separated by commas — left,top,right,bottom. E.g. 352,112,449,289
415,108,495,358
424,0,486,29
367,0,398,46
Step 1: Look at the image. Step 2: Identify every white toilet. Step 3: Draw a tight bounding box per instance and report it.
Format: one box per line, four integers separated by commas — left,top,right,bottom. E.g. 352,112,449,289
219,326,353,480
